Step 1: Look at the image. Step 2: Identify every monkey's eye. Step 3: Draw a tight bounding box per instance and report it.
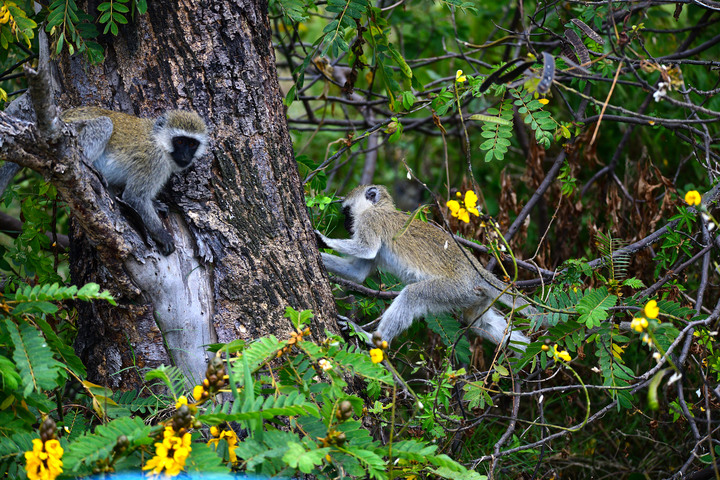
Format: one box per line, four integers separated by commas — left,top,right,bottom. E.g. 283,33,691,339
174,137,199,150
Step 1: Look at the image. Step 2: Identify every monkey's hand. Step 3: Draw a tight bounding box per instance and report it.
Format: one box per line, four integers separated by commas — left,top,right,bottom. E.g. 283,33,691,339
337,315,373,345
314,230,330,249
153,230,176,256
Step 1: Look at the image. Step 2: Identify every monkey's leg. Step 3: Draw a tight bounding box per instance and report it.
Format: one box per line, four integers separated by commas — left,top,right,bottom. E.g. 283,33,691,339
121,187,176,256
320,252,374,284
469,306,530,351
376,278,476,345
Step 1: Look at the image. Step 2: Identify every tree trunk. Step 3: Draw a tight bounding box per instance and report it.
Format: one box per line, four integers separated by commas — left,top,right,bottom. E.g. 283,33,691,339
61,0,337,388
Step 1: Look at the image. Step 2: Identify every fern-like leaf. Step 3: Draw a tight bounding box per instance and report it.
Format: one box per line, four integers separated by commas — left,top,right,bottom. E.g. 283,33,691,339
576,287,617,328
144,365,187,399
184,441,230,473
0,432,34,478
199,390,319,425
478,95,514,162
595,232,630,281
62,417,152,472
511,88,555,148
6,320,64,395
225,335,285,375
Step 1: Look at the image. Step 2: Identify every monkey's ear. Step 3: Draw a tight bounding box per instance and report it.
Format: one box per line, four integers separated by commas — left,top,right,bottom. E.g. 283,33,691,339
365,186,380,204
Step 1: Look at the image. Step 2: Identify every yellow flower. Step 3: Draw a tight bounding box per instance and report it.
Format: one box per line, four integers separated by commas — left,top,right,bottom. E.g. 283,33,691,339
143,426,191,477
538,98,550,105
447,191,480,224
175,395,188,409
370,348,384,363
552,344,571,362
464,190,480,216
455,69,467,83
457,208,470,223
630,316,649,333
318,358,333,371
684,190,701,206
192,384,204,402
25,438,63,480
643,299,659,319
207,428,239,464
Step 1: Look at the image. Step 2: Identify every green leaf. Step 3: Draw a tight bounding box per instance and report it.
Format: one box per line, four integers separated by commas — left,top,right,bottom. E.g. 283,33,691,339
63,417,151,472
576,288,617,328
282,442,330,473
0,355,21,391
469,114,512,126
7,321,64,395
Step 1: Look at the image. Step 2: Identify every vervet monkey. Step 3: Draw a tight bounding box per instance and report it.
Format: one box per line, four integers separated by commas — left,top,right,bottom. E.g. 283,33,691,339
62,107,208,255
316,185,538,349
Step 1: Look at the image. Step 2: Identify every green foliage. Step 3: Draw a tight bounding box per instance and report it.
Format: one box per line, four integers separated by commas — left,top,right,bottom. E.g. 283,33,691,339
45,0,147,63
298,154,329,191
478,93,514,162
595,231,630,283
0,182,64,286
0,2,36,49
97,0,147,35
0,431,34,477
0,271,116,475
558,160,578,196
593,323,634,408
6,320,65,395
576,287,617,328
511,88,556,148
62,417,151,474
425,313,472,363
322,0,367,57
9,282,116,315
46,0,103,62
270,0,312,23
144,365,188,402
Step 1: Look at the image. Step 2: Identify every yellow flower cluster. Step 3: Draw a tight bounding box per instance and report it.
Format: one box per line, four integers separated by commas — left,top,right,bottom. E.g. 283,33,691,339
455,70,467,83
143,426,191,477
175,395,189,409
25,439,63,480
370,348,384,363
553,344,571,362
447,190,480,223
207,426,239,463
684,190,701,206
631,299,659,333
192,384,205,402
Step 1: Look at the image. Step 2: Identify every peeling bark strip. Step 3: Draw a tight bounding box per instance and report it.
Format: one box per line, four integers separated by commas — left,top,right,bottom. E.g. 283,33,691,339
61,0,337,388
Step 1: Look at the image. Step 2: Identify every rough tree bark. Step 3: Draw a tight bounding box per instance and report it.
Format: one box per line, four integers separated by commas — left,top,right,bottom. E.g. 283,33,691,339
55,0,338,388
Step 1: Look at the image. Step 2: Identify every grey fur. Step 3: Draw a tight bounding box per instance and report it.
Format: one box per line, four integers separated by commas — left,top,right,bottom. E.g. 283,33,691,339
317,185,538,350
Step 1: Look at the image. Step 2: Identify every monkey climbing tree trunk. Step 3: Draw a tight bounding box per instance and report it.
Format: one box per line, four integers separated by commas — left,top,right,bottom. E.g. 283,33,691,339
60,0,337,388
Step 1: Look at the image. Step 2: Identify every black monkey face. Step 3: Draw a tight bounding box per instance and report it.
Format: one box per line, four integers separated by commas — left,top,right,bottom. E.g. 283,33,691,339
170,136,200,168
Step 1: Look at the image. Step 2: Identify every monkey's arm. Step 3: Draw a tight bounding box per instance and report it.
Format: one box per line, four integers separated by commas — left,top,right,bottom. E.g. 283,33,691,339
315,230,381,260
320,252,374,284
121,185,175,256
